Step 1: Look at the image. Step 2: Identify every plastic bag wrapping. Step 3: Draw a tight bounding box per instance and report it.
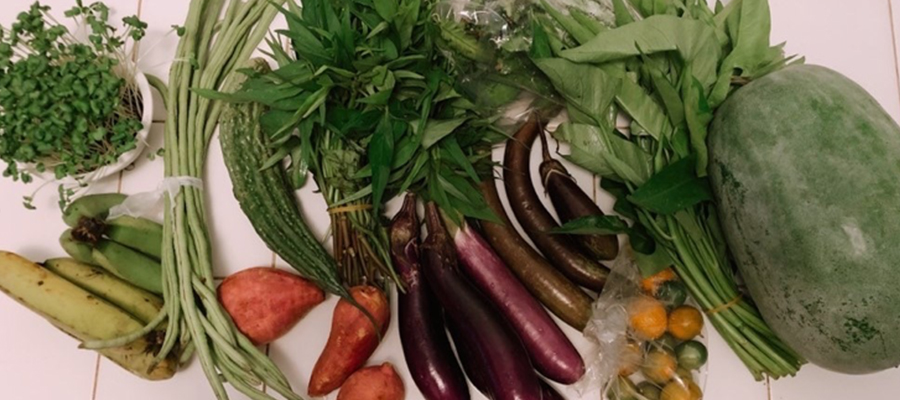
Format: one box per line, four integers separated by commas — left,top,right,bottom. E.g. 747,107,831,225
107,177,203,222
432,0,617,126
576,247,709,400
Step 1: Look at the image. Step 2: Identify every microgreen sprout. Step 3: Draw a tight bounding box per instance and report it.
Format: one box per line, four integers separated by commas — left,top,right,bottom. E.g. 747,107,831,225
0,1,147,190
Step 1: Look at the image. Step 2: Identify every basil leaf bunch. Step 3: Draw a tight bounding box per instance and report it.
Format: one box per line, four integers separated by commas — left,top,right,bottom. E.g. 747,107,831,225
208,0,503,286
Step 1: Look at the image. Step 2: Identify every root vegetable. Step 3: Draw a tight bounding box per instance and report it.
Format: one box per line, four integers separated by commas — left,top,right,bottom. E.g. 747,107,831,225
217,267,325,345
336,362,405,400
309,285,391,396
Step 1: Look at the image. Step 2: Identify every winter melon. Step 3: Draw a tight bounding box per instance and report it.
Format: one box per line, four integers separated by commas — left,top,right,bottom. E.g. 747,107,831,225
709,64,900,374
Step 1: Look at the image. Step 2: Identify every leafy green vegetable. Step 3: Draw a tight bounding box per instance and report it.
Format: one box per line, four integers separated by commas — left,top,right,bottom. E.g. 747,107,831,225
203,0,504,287
0,2,147,187
554,123,653,185
561,15,721,89
533,58,620,127
627,155,712,215
527,0,804,381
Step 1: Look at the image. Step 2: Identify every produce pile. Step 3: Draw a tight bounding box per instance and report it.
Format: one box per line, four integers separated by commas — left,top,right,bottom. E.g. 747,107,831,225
3,0,900,399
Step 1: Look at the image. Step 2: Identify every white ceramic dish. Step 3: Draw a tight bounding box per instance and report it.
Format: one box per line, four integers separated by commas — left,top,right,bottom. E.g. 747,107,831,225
20,65,154,185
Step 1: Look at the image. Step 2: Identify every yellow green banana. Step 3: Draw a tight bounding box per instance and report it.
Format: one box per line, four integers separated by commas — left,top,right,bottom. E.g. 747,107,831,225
59,229,96,264
0,251,175,381
105,216,163,260
92,239,163,295
62,193,126,227
43,258,162,324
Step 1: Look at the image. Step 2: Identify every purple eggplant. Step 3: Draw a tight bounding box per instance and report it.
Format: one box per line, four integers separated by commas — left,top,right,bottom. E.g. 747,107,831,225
442,215,585,384
422,203,542,400
448,321,568,400
390,194,469,400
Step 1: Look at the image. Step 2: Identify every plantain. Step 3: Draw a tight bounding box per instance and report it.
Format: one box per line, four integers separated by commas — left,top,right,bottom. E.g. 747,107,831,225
105,216,163,260
43,258,162,324
59,229,96,264
92,239,163,295
62,193,127,227
0,251,175,381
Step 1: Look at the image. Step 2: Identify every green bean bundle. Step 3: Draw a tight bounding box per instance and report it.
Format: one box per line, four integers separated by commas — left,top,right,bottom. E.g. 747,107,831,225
157,1,301,399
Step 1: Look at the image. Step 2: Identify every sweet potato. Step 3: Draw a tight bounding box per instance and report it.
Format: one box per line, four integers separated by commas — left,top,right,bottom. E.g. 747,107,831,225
217,267,325,345
337,362,405,400
309,285,391,396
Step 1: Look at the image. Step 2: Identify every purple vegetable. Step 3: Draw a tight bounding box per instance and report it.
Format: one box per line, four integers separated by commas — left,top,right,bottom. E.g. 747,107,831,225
540,381,567,400
446,322,490,396
443,215,585,384
390,194,470,400
448,322,568,400
422,203,542,400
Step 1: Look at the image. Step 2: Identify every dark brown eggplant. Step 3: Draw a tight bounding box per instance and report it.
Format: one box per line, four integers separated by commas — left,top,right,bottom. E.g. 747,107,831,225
390,194,470,400
503,117,610,291
478,180,593,330
422,203,542,400
537,128,619,260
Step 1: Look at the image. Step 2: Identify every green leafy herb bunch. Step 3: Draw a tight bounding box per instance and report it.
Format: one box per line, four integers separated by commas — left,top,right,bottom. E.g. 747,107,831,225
0,1,147,184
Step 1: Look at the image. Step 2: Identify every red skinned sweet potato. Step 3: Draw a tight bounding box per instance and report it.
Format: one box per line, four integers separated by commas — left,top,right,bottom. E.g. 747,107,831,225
337,362,405,400
217,267,325,345
309,285,391,396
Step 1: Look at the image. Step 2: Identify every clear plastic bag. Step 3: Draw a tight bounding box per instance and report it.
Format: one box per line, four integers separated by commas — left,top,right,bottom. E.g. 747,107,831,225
578,246,709,400
107,176,202,223
432,0,618,127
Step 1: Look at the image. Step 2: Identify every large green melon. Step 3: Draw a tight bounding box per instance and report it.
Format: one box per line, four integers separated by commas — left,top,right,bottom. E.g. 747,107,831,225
708,64,900,374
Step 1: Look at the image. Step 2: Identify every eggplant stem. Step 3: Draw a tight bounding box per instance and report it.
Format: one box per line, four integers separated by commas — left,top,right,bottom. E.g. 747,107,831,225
537,121,553,162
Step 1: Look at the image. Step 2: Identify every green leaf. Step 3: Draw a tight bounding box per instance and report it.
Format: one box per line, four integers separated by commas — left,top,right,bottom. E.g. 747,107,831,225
627,155,712,215
616,77,672,140
550,215,631,235
438,171,500,223
529,21,554,60
648,69,684,127
561,15,721,90
540,0,595,45
359,88,393,105
259,145,291,171
569,8,606,35
612,0,637,27
533,58,620,127
682,71,712,176
397,151,429,194
373,0,397,21
419,117,469,148
260,110,295,139
441,137,479,183
369,115,395,214
709,0,785,106
555,123,653,185
634,242,672,277
277,27,331,66
391,135,419,170
601,178,639,220
289,142,310,189
629,222,656,255
395,0,421,50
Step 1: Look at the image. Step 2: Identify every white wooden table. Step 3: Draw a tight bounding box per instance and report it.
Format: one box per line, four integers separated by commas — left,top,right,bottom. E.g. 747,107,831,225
2,0,899,399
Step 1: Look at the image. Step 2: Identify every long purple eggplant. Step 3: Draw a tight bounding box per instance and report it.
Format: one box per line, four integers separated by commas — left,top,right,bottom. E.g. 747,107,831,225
422,203,542,400
390,194,469,400
443,215,585,384
448,322,568,400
